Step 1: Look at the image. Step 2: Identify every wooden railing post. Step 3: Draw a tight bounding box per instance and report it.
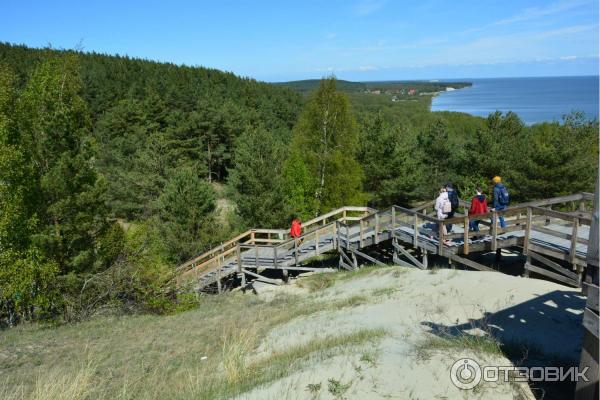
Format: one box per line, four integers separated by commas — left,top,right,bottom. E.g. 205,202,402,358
413,214,419,247
294,239,299,266
359,220,364,247
217,265,222,294
236,243,245,286
438,222,444,255
491,211,498,251
391,207,396,238
463,216,469,255
274,246,278,268
335,221,339,250
346,223,350,249
524,207,532,255
375,213,380,244
570,218,579,266
255,244,259,267
315,228,320,255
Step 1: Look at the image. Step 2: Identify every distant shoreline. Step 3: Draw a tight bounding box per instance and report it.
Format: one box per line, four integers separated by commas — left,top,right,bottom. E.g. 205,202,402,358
431,76,599,124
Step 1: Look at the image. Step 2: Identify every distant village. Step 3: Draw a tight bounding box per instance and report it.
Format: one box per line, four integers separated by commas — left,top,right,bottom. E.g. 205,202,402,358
363,86,458,101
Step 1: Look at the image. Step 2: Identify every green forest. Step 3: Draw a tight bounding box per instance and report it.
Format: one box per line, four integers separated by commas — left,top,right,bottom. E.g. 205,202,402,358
0,42,598,326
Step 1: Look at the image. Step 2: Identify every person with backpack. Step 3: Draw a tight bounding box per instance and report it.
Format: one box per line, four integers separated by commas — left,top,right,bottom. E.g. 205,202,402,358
444,182,460,232
434,187,452,245
492,176,509,229
468,187,489,232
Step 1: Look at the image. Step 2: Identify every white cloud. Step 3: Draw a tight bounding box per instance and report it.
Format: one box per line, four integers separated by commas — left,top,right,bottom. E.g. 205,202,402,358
560,55,578,60
358,65,378,71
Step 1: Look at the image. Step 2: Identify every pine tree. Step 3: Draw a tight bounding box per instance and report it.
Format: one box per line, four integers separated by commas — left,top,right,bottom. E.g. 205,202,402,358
158,169,216,262
228,127,289,228
16,55,109,273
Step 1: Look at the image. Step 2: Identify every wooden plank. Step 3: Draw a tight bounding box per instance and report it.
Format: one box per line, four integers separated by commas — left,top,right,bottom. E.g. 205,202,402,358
281,266,336,272
582,308,599,340
528,243,587,266
584,283,599,313
339,257,354,271
352,249,387,267
531,206,591,224
392,241,424,269
531,224,589,245
529,251,580,281
524,263,579,287
241,269,281,285
393,254,417,269
447,253,497,272
518,193,586,208
339,247,354,266
393,205,440,223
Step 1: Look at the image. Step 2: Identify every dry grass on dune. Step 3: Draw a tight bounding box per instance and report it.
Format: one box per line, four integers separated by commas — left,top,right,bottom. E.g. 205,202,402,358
0,285,386,400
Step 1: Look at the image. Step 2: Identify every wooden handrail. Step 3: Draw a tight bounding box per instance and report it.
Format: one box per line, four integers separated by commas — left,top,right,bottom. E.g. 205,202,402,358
393,205,439,223
178,192,592,286
530,206,592,225
176,205,374,274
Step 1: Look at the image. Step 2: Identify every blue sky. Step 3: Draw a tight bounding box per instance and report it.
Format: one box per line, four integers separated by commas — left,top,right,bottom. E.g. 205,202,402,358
2,0,598,81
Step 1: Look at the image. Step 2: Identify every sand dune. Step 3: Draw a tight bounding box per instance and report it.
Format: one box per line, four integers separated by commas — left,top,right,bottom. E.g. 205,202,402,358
240,267,584,399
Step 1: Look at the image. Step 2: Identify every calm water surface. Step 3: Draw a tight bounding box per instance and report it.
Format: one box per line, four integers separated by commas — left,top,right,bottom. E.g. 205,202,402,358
431,76,599,124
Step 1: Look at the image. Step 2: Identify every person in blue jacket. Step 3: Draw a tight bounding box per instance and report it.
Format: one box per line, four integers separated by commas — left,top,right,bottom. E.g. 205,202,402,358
492,176,509,229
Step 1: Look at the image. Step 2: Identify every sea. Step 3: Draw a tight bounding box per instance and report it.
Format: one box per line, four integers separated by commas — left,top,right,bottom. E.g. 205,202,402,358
430,76,599,125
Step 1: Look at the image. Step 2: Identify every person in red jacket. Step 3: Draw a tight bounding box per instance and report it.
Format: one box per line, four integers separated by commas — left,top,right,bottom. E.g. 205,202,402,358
468,187,489,232
290,217,302,239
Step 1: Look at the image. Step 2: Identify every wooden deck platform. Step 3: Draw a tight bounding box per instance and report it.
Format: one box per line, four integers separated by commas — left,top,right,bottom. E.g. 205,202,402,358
175,192,594,293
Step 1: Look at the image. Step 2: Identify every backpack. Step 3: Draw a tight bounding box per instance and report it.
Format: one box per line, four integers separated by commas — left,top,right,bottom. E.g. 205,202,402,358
448,190,459,212
442,198,452,214
497,186,510,206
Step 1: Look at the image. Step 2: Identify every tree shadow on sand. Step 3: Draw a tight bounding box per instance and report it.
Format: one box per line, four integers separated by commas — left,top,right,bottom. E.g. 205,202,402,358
421,290,586,400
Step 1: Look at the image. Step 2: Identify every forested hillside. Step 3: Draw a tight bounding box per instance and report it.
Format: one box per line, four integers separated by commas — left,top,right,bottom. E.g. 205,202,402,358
0,43,597,326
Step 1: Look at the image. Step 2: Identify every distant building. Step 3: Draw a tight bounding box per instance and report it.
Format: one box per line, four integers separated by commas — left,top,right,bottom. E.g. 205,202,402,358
408,89,416,95
372,90,381,95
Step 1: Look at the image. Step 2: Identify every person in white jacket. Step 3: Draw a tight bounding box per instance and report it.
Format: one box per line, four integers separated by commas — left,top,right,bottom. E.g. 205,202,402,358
434,188,452,245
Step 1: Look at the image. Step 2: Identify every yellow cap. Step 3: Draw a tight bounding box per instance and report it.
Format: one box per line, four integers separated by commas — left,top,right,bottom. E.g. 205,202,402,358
492,176,502,184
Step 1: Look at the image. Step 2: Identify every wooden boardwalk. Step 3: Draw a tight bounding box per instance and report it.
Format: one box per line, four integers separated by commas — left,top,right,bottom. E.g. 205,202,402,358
176,192,594,292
